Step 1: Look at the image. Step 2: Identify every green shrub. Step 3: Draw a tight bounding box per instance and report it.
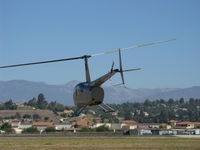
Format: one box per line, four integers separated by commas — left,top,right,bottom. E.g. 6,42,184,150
96,125,111,132
22,127,39,133
80,127,95,132
45,127,55,132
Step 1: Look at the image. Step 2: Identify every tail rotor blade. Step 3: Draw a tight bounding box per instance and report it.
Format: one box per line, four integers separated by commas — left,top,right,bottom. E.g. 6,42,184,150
119,49,125,85
120,71,125,85
111,61,114,70
119,49,123,72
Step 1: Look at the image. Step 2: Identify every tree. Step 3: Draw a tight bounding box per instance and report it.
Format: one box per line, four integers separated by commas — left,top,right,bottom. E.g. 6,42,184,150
168,98,174,105
4,100,17,110
179,98,185,104
60,113,67,118
48,101,65,112
25,97,37,107
159,110,168,123
1,123,13,133
33,114,41,121
37,93,48,109
144,99,151,106
44,116,49,121
15,112,21,119
23,114,31,119
48,101,57,111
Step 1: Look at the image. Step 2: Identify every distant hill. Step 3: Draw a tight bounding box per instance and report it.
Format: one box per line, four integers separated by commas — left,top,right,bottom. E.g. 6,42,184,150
0,80,200,105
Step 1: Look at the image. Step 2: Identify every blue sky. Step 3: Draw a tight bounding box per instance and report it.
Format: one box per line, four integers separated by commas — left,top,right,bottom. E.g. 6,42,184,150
0,0,199,88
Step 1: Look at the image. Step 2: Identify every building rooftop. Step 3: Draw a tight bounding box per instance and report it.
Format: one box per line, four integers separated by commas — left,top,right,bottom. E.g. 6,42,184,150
32,122,54,126
122,120,137,124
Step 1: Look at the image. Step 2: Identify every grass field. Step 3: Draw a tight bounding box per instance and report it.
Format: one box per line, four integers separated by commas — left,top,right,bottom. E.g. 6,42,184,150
0,137,200,150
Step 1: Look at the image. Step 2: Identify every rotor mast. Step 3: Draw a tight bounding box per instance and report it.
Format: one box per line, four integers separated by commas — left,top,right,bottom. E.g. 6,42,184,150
83,55,91,82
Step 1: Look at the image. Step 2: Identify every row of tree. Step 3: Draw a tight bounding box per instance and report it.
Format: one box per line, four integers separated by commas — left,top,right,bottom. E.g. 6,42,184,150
0,93,70,112
0,100,17,110
108,98,200,123
1,93,200,123
24,93,70,112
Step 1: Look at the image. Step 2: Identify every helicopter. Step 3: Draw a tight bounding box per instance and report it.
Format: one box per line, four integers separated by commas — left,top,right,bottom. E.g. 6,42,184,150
0,38,176,116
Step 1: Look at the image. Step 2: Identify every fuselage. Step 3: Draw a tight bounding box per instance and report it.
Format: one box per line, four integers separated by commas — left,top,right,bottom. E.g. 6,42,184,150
73,82,104,108
73,69,118,108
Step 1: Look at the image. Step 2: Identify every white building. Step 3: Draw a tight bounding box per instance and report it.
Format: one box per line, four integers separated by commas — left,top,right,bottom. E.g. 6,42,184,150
54,123,72,130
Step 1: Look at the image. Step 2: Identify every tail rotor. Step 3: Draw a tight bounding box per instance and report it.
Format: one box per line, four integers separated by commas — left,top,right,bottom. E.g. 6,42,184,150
119,49,125,85
118,49,141,86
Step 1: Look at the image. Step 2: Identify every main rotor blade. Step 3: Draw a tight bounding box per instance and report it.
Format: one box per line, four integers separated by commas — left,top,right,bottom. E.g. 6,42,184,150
0,56,85,69
91,38,176,57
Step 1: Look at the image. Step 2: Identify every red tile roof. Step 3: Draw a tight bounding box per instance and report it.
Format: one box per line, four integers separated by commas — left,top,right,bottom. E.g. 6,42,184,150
32,122,54,126
76,120,91,127
176,122,193,125
122,120,137,124
168,120,177,123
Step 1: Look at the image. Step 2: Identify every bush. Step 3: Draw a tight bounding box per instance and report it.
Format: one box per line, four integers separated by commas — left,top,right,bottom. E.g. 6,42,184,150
80,127,95,132
96,125,111,132
22,127,39,133
45,127,55,132
80,126,111,132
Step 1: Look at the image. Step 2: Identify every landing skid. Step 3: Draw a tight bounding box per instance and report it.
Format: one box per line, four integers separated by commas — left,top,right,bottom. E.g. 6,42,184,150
71,104,89,117
98,103,115,113
71,103,115,117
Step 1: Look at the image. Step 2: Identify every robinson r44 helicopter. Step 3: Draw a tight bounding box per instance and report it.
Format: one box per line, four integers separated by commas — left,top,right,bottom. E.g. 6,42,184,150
0,38,176,116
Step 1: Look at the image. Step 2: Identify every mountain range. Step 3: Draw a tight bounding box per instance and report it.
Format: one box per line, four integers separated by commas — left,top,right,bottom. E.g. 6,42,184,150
0,80,200,105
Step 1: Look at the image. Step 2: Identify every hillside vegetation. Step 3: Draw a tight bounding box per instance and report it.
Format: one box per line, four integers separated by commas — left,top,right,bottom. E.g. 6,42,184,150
1,93,200,123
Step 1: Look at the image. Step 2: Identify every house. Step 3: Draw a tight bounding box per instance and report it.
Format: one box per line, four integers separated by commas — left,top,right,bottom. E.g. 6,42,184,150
63,110,74,116
54,123,72,131
60,118,69,122
18,123,32,130
193,122,200,129
137,129,152,135
75,120,92,128
176,122,195,129
144,112,149,117
32,122,54,132
0,130,5,134
121,120,137,129
11,119,21,128
2,119,11,123
13,128,23,134
149,123,161,129
22,118,33,122
92,123,111,128
137,124,149,129
168,120,177,127
158,130,173,135
111,123,122,130
137,123,160,129
159,124,171,129
122,120,137,124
